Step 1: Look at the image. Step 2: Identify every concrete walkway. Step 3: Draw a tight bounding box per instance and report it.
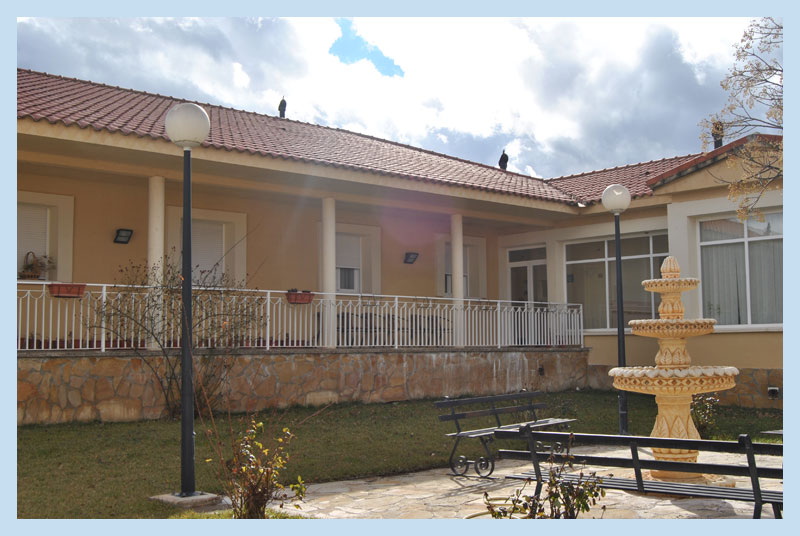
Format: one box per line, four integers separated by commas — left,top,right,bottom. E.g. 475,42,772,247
297,447,782,519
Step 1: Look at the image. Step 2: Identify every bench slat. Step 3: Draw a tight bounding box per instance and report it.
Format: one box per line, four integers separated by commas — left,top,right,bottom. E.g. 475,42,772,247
495,430,782,456
438,403,547,422
434,391,544,408
532,453,782,480
556,473,783,504
447,418,575,438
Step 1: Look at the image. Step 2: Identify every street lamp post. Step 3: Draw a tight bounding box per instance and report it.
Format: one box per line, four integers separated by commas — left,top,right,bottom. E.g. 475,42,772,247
165,102,210,496
601,183,631,435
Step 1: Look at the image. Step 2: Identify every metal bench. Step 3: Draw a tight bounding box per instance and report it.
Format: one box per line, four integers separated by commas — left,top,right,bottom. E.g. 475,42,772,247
496,428,783,519
434,391,574,477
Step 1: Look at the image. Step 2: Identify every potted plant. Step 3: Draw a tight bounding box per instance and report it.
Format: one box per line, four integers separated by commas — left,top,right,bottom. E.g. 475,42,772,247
285,288,314,304
48,283,87,298
18,251,55,280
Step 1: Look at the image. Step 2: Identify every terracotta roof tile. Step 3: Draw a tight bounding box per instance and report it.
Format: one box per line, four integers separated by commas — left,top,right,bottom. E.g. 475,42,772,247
18,68,725,208
545,153,701,205
17,69,574,204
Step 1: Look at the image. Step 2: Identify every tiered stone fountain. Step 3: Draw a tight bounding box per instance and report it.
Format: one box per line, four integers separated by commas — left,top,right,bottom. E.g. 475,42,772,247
609,256,739,480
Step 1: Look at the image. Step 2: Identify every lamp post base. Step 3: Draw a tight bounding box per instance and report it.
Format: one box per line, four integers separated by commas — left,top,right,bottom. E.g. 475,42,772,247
151,491,221,509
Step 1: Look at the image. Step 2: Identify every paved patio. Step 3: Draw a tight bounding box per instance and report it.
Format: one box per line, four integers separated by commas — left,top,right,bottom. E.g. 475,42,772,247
296,446,783,519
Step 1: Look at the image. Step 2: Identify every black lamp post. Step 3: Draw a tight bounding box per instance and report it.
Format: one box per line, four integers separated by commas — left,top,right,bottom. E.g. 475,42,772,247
165,102,210,496
602,183,631,435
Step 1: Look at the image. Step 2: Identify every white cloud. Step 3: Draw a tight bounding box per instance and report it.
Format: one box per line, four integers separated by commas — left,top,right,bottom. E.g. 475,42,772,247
232,62,250,89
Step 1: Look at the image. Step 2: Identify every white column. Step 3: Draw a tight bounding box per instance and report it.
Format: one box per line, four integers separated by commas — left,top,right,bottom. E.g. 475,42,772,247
147,176,166,282
147,176,165,349
451,213,464,347
322,197,337,348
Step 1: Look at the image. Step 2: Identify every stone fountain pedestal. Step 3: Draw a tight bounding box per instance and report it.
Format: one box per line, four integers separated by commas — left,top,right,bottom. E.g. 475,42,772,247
609,256,738,481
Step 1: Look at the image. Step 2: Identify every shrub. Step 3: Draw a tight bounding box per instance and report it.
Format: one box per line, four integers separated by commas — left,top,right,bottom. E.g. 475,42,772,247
691,392,720,438
206,419,306,519
483,439,605,519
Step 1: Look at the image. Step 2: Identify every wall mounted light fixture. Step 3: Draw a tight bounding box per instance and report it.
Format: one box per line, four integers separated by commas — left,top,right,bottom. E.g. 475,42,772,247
114,229,134,244
403,252,419,264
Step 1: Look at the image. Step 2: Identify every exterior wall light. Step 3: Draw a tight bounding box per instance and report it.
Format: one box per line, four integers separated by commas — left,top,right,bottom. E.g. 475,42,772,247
404,252,419,264
113,229,133,244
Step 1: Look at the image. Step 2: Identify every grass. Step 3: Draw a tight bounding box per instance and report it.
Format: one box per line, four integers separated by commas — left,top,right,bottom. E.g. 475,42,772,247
17,390,781,518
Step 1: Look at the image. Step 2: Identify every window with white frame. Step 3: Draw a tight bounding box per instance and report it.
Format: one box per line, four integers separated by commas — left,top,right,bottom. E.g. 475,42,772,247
166,206,247,285
565,234,669,329
336,232,361,293
17,203,51,279
191,219,225,285
444,244,469,297
699,212,782,325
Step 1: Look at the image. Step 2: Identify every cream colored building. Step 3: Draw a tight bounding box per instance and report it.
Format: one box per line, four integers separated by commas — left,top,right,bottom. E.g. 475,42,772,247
17,69,782,409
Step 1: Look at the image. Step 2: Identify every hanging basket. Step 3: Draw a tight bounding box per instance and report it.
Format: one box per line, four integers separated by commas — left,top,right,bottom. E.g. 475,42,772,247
286,291,314,304
48,283,86,298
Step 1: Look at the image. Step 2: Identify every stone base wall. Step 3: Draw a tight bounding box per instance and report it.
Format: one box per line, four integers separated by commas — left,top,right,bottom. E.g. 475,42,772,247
18,348,589,425
586,364,783,409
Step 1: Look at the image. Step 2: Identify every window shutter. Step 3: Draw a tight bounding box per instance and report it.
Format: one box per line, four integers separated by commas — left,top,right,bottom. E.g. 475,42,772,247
336,233,361,269
18,204,49,272
191,219,224,284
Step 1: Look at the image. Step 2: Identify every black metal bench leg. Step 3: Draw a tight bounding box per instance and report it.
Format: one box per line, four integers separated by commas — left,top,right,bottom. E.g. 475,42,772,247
474,436,496,477
752,502,762,519
771,503,782,519
447,436,469,476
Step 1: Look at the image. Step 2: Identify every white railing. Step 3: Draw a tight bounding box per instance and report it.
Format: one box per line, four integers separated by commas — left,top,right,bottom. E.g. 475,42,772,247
16,281,583,351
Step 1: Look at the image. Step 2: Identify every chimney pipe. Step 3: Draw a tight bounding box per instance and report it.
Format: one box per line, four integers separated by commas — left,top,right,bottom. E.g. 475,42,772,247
712,121,724,149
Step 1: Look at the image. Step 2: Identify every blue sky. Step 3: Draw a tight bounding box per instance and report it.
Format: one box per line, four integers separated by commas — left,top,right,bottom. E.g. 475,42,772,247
329,19,404,77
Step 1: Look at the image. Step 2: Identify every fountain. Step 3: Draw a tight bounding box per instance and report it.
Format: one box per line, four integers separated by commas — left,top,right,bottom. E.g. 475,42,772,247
608,256,739,480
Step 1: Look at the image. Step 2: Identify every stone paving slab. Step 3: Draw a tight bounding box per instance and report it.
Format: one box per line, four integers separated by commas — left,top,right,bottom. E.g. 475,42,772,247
296,446,782,519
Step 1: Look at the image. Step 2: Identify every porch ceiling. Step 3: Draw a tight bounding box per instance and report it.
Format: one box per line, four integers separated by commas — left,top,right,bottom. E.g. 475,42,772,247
19,129,578,229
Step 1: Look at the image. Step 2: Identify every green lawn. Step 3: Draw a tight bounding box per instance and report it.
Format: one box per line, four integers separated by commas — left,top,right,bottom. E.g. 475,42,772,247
17,390,781,518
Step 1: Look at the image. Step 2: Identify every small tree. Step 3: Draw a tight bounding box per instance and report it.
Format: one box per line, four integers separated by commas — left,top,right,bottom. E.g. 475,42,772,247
96,253,264,418
701,17,782,219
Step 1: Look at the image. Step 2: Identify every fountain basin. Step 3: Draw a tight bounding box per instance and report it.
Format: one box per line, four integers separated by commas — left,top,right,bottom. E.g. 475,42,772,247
629,319,716,339
641,277,699,293
609,365,738,395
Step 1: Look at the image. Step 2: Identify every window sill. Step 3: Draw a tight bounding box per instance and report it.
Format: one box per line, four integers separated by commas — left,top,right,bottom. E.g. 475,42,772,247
584,324,782,336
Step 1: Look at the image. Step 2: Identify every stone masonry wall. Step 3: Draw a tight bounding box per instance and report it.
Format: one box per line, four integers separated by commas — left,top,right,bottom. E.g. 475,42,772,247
18,348,589,425
587,364,782,409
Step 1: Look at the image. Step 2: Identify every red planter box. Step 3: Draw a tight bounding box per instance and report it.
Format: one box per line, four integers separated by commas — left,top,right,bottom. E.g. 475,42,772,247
48,283,86,298
286,291,314,304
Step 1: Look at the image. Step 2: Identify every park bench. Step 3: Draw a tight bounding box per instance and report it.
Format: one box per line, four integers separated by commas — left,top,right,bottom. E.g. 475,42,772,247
495,428,783,519
434,391,574,477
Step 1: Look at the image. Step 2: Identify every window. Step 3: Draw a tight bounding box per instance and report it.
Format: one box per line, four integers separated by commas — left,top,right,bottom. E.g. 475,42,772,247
336,233,361,293
17,192,74,282
18,203,50,278
699,212,782,325
166,207,247,284
444,244,469,297
565,234,668,329
191,219,225,285
508,247,547,302
436,235,486,298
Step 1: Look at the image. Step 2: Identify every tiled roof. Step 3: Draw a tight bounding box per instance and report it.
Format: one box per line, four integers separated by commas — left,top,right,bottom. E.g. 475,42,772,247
645,133,783,189
17,69,576,204
546,153,701,206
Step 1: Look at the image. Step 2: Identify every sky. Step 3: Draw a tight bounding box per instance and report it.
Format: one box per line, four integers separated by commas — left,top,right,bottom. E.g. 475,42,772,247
17,16,760,179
